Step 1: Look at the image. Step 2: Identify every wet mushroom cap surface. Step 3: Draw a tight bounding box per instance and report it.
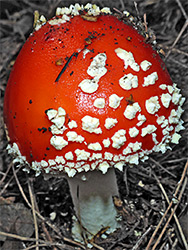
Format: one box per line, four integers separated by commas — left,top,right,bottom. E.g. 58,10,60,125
4,10,185,176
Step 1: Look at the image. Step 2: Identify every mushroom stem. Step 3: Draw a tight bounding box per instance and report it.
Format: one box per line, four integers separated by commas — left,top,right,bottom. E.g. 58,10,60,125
67,168,120,242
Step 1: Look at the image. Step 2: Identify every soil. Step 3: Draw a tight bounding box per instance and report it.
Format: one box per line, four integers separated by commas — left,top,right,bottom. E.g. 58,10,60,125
0,0,188,249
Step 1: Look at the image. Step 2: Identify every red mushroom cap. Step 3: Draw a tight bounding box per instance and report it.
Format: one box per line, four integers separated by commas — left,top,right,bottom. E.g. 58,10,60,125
4,4,185,177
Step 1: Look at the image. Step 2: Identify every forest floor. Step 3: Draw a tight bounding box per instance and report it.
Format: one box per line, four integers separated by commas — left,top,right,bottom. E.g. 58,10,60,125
0,0,188,249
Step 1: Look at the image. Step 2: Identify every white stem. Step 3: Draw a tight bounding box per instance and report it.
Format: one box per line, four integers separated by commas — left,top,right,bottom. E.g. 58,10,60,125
67,168,120,242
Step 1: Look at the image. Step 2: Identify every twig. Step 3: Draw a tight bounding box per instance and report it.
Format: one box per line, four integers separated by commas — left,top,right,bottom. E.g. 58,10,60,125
132,226,153,250
146,160,188,250
0,231,43,242
41,220,57,250
172,238,179,249
161,158,188,164
91,242,105,250
159,45,188,57
119,0,125,11
134,1,140,20
143,13,148,32
175,0,188,20
28,179,39,250
152,173,187,250
0,162,13,186
24,242,65,250
165,20,188,60
150,157,176,178
12,165,31,207
113,8,123,15
55,52,78,82
0,231,66,249
152,171,188,250
158,240,167,250
168,57,188,69
0,164,22,195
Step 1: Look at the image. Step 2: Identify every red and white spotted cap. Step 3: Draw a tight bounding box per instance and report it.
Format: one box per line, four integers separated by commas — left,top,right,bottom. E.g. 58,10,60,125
4,3,185,177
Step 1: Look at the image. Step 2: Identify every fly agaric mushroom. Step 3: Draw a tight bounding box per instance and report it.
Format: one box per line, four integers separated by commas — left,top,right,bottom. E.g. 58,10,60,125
4,3,185,243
